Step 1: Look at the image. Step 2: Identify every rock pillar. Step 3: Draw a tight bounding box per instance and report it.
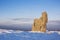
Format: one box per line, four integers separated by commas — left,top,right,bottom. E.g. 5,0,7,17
32,11,48,32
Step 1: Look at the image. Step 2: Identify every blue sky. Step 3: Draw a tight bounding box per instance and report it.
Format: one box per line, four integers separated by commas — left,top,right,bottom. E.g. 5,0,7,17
0,0,60,22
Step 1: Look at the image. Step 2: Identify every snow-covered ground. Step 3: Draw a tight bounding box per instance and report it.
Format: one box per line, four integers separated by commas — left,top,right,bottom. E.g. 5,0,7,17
0,29,60,34
0,29,60,40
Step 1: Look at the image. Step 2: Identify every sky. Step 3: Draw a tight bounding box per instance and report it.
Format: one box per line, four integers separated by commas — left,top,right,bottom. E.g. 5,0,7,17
0,0,60,24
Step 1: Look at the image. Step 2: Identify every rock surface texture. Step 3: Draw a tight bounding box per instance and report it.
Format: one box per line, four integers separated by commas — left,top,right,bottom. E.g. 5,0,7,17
32,11,48,32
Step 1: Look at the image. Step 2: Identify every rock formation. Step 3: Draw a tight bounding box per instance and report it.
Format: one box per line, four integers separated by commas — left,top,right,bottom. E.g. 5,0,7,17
32,11,48,32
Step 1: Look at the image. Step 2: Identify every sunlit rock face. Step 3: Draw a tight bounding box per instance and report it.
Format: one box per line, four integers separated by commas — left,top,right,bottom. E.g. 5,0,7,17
32,11,48,32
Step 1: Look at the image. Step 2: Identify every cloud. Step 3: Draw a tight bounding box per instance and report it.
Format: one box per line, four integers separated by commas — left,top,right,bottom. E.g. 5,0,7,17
12,18,33,22
48,20,60,25
0,18,34,25
11,18,34,25
0,18,60,31
1,18,60,25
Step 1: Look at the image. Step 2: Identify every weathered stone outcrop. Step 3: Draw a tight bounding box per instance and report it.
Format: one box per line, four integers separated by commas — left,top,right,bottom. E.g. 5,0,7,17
32,11,48,32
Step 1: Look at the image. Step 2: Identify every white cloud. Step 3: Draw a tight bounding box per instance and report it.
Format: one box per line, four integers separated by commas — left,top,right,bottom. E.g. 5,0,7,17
0,18,34,25
0,18,60,26
47,20,60,25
